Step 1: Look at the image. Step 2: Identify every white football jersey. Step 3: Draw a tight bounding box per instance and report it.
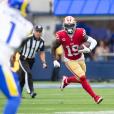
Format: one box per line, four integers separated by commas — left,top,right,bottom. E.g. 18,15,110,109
0,4,33,66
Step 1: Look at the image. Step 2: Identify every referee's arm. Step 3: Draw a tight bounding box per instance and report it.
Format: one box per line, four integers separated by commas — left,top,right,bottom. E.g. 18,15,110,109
40,51,46,63
39,41,46,64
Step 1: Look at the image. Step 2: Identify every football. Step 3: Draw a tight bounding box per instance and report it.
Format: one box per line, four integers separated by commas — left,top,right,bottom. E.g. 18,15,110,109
78,42,90,50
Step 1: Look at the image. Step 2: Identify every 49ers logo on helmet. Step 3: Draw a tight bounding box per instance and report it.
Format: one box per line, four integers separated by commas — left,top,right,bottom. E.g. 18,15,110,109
64,16,76,24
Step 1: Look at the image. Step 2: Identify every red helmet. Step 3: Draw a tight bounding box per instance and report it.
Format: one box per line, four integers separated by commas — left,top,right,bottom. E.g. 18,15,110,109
63,16,76,34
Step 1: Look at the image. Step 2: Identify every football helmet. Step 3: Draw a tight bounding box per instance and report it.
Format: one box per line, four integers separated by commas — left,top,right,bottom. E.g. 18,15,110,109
63,16,76,34
8,0,30,16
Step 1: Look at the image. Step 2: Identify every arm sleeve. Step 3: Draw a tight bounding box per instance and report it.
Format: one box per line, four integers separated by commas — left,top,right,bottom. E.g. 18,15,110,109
82,29,97,50
87,36,97,50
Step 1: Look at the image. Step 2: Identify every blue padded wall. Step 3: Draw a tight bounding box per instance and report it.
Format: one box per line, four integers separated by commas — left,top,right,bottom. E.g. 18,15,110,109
32,52,114,81
54,0,114,16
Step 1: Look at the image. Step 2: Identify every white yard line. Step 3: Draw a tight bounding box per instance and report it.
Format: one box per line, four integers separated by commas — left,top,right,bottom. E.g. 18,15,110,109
18,111,114,114
18,113,53,114
18,113,51,114
55,111,114,114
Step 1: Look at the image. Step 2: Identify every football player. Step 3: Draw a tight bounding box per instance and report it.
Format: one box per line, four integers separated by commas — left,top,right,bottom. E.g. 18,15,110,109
52,16,103,104
0,0,33,114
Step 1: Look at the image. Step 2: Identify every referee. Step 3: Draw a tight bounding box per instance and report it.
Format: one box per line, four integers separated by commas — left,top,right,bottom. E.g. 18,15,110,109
18,25,47,98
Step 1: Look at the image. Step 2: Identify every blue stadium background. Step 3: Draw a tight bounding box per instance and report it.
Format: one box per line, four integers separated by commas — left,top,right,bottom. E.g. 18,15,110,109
54,0,114,16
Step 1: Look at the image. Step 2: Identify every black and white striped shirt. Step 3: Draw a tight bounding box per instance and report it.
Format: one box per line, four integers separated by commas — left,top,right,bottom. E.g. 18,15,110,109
20,35,45,59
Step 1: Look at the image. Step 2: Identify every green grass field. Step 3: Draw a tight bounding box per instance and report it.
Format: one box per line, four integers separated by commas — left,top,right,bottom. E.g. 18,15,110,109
0,83,114,114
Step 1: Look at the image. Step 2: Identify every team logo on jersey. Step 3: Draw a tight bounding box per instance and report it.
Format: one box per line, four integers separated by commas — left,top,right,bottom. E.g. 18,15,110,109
62,38,66,41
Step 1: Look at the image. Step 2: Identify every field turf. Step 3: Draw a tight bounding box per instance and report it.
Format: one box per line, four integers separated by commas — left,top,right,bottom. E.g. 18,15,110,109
0,83,114,114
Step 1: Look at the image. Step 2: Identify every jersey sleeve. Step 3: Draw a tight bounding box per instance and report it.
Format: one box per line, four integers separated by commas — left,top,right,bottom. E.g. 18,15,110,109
39,41,45,51
82,28,86,38
55,32,61,41
81,28,87,43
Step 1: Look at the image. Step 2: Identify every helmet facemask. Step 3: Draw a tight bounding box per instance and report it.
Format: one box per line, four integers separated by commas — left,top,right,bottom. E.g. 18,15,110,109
63,23,76,35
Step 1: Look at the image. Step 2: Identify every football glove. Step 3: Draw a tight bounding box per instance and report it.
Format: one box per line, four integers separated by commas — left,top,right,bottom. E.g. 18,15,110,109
53,60,60,68
78,44,91,53
42,62,47,68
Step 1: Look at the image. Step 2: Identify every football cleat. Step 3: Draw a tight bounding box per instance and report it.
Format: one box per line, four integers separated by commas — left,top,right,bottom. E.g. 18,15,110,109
30,92,37,98
60,76,69,91
94,95,103,104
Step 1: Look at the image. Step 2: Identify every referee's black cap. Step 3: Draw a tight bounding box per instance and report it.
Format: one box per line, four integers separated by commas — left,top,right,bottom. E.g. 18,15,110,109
34,25,43,32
